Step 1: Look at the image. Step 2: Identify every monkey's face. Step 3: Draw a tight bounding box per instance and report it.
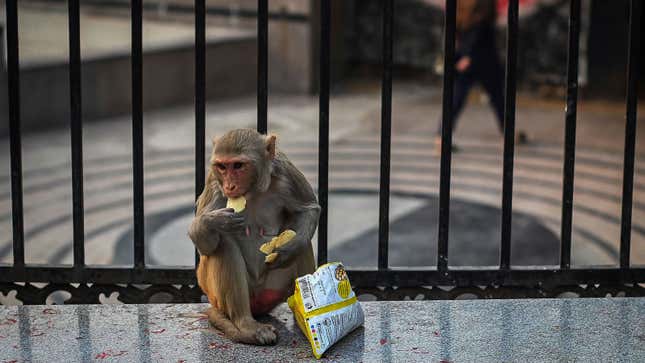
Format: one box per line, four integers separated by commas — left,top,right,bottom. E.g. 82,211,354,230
213,156,254,198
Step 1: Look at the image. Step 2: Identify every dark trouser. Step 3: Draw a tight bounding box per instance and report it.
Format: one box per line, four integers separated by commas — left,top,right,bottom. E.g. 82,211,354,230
437,56,505,135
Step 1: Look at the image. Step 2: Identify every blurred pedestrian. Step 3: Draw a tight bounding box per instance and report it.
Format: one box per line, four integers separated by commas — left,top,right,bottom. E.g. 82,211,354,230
435,0,526,153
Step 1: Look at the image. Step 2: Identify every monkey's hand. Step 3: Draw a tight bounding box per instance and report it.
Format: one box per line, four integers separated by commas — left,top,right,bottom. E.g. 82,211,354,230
265,236,308,269
189,208,245,255
204,208,246,233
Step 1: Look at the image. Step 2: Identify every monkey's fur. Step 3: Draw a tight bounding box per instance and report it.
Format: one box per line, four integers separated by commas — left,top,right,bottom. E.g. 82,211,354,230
189,129,319,345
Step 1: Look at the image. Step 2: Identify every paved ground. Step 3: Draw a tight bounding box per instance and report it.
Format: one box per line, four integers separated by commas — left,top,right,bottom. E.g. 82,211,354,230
1,80,644,269
2,299,644,362
1,2,253,68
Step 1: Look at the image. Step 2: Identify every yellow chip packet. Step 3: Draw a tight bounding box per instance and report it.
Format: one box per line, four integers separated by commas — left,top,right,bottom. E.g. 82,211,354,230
288,262,364,359
226,196,246,213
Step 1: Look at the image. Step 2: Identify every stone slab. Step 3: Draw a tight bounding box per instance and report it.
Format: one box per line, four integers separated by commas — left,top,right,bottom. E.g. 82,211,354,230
0,298,643,362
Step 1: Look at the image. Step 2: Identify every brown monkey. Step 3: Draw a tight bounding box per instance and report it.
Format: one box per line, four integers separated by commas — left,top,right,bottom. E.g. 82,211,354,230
188,128,319,345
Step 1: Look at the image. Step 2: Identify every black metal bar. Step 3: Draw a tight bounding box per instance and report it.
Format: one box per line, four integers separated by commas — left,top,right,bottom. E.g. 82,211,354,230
500,0,519,270
257,0,268,134
346,267,645,288
6,0,24,268
317,0,330,267
0,265,643,287
560,0,581,269
0,265,196,285
378,0,394,270
620,0,641,268
437,0,456,272
69,0,85,268
132,0,145,268
195,0,206,267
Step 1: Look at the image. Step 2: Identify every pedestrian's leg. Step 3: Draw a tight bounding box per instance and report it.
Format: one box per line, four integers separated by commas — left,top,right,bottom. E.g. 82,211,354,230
480,60,528,144
479,61,506,134
436,71,475,136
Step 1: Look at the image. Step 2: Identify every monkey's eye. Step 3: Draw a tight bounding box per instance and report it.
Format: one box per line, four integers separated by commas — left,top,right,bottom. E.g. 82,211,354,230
214,163,226,171
233,162,244,170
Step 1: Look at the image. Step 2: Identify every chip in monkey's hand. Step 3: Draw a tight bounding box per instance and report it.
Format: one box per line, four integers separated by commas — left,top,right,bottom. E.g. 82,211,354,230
226,196,246,213
260,229,296,261
264,252,278,263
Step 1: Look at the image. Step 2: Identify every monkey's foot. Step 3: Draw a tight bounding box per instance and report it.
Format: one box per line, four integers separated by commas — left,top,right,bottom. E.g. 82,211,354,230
237,319,278,345
253,323,278,345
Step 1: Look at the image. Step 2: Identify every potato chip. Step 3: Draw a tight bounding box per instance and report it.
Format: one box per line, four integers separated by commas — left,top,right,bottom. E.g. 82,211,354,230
226,196,246,213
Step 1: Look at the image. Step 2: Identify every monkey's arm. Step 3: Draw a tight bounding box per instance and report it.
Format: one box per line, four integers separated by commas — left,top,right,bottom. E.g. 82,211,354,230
285,202,321,246
189,214,221,255
267,158,321,268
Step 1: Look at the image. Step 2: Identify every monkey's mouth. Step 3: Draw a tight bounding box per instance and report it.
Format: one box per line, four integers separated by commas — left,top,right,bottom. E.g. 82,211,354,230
224,191,245,199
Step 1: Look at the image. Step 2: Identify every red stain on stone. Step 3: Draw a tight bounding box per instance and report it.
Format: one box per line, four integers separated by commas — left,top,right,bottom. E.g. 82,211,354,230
150,328,166,334
209,342,231,350
95,350,128,359
4,360,18,363
178,360,187,363
42,308,57,314
30,331,44,337
439,360,453,363
291,339,298,347
379,338,388,345
95,352,110,359
433,331,441,337
1,318,17,325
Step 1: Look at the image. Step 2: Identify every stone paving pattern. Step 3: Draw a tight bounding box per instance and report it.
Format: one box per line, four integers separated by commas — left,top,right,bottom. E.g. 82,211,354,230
0,298,643,362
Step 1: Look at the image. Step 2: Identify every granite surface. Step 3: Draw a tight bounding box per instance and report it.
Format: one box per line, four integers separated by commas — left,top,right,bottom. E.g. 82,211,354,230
0,298,643,362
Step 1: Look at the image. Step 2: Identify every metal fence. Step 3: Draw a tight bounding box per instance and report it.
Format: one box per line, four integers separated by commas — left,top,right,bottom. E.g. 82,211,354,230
1,0,644,304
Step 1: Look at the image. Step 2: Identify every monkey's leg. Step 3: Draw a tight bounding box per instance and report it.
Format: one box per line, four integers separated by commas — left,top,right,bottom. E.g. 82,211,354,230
206,241,277,345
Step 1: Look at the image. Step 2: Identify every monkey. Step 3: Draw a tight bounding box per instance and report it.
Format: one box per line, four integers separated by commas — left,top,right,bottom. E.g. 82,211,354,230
188,128,320,345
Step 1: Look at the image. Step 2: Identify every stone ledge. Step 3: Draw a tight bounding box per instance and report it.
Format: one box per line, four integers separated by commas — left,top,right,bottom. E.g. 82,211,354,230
0,298,643,362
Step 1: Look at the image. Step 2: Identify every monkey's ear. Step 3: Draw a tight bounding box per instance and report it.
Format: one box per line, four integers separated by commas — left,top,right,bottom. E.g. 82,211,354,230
265,134,277,160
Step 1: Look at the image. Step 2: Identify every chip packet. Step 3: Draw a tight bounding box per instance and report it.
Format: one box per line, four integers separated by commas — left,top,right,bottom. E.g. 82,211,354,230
287,262,364,359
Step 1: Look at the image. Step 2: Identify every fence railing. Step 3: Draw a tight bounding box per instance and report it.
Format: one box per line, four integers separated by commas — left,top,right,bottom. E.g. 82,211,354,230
1,0,644,304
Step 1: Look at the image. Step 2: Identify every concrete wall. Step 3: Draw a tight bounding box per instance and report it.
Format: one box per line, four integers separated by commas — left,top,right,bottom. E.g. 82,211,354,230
166,0,316,93
0,37,257,136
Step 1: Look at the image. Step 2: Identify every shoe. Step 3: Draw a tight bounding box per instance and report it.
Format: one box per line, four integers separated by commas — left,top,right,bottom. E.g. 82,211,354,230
515,130,528,145
434,136,459,155
500,131,528,146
